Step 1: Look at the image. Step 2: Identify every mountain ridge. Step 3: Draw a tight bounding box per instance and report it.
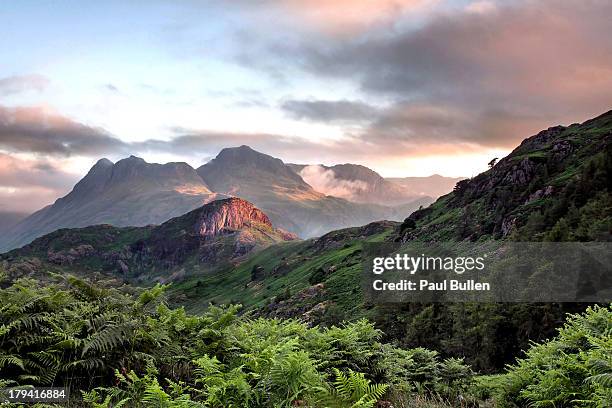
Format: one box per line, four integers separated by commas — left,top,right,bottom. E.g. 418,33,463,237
1,146,447,252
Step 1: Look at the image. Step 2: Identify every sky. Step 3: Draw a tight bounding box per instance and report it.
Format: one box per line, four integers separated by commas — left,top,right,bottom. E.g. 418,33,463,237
0,0,611,212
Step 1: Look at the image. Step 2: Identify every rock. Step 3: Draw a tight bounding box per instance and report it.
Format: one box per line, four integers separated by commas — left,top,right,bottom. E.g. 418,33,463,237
303,300,332,322
233,230,257,257
7,257,42,279
47,244,96,265
551,140,573,160
526,185,555,204
300,283,325,299
503,158,538,185
251,265,266,281
501,217,516,237
195,197,272,238
279,229,298,241
117,260,129,275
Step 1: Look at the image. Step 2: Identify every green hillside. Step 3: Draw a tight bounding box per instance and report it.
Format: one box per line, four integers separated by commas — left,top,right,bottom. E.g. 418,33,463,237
169,221,395,318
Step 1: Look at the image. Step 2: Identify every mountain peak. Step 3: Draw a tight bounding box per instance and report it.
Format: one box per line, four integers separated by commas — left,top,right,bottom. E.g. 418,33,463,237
215,145,269,161
197,146,309,194
118,155,147,165
94,158,113,167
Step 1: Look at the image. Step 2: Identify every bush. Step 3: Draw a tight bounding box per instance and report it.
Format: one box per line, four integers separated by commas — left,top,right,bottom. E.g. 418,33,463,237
495,305,612,408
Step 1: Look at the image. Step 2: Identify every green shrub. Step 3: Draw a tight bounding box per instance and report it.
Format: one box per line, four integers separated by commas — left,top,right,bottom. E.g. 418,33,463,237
0,277,472,407
495,305,612,408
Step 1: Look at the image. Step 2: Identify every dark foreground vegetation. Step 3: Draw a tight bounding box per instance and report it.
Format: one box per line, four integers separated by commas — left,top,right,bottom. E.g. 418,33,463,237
0,276,609,407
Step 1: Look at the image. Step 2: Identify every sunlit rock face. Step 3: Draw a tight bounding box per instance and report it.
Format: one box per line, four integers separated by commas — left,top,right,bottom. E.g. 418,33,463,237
194,197,272,238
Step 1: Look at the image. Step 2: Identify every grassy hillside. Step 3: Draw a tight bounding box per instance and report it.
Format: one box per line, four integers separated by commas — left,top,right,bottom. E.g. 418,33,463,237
169,222,395,319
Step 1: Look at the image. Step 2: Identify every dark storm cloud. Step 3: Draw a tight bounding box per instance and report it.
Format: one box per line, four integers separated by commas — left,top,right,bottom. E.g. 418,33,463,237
281,99,380,123
0,154,77,191
0,74,49,95
0,105,128,156
297,2,612,97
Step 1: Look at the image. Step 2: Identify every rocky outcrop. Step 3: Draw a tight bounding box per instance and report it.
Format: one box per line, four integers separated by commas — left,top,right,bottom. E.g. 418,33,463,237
47,244,96,265
133,197,297,271
502,158,538,185
525,185,554,204
195,198,272,238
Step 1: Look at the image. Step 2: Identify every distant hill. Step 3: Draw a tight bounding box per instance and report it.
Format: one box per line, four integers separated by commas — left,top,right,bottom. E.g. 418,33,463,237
0,156,220,252
1,197,295,283
288,162,439,205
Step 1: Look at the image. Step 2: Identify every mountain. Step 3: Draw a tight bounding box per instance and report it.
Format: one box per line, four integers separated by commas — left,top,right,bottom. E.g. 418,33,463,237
386,174,465,200
0,156,221,252
197,145,410,237
0,211,28,237
0,147,431,252
1,197,296,283
288,162,434,205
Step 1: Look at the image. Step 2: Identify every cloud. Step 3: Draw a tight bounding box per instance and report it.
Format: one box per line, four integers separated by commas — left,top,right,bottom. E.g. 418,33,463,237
297,2,612,98
0,105,128,156
249,1,612,149
0,153,79,212
0,74,50,95
0,103,375,164
299,165,368,199
281,99,380,123
465,1,496,14
364,102,547,148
